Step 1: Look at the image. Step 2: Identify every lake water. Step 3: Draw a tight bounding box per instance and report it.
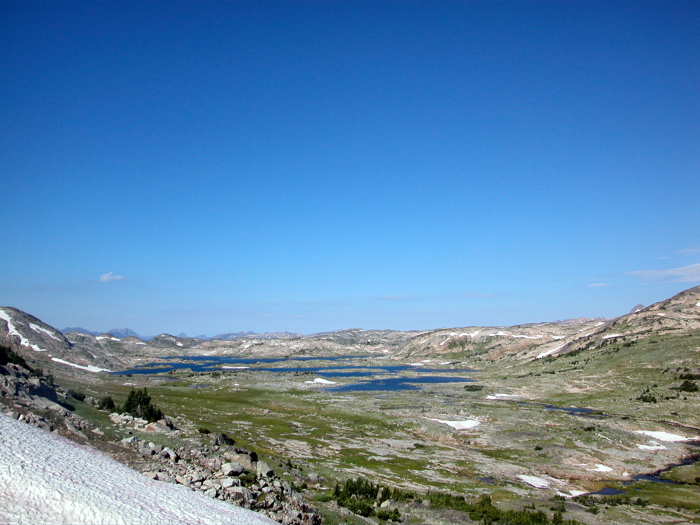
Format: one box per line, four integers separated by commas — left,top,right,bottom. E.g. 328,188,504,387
113,355,477,392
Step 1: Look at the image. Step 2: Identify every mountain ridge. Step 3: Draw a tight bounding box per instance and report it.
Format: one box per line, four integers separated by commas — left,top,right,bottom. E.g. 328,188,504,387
2,285,699,375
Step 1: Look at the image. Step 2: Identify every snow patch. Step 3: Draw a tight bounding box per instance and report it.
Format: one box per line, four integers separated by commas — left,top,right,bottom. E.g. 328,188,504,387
0,415,276,525
517,475,550,488
485,394,519,400
636,442,667,450
304,378,336,385
221,366,249,370
603,333,623,339
634,430,699,442
427,418,480,430
587,464,613,473
536,344,566,359
0,309,47,352
51,358,111,373
29,323,62,341
557,489,587,498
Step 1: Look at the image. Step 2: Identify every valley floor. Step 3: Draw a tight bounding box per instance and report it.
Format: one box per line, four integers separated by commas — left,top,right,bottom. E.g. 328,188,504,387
58,332,700,524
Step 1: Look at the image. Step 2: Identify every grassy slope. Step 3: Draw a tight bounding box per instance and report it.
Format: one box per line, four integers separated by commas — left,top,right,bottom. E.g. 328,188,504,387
54,330,700,524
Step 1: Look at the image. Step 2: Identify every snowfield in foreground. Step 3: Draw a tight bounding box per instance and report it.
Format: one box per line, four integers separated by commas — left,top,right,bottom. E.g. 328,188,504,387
0,415,276,525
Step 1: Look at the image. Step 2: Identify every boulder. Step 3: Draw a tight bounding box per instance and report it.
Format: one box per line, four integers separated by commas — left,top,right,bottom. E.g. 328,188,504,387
201,457,222,471
224,452,255,471
160,447,178,461
120,436,139,446
221,462,244,477
145,422,170,433
227,486,255,506
256,460,274,478
212,432,235,447
220,477,237,489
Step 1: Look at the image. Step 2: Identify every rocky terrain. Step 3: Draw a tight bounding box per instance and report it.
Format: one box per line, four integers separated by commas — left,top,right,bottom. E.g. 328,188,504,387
0,413,278,525
0,347,321,524
1,286,699,524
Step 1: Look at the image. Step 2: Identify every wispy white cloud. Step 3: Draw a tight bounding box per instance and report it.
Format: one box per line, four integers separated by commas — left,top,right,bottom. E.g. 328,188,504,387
586,283,611,287
99,272,124,283
679,246,700,255
629,263,700,283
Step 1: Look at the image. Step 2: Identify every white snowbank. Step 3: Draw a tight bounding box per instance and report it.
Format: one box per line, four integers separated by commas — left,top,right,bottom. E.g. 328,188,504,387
587,464,613,473
517,475,550,488
485,394,519,400
427,418,480,430
0,415,276,525
603,333,623,339
221,366,250,370
305,378,336,384
636,442,667,450
634,430,699,442
536,344,566,359
28,323,62,341
557,489,587,498
0,310,47,352
51,358,111,373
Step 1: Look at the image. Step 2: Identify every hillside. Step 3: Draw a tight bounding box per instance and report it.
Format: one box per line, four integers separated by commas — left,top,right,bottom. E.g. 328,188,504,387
4,287,700,376
2,287,699,524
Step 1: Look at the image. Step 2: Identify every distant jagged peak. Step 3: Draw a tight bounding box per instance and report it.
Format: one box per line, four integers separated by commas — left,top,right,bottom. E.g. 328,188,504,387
629,304,646,314
61,327,100,336
106,327,140,339
211,331,259,341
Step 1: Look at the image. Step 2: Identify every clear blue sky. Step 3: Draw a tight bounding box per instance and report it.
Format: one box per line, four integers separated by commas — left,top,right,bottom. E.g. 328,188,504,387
1,1,698,336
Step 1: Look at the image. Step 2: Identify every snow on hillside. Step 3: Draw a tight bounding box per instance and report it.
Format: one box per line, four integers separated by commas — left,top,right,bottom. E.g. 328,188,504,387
0,309,48,353
0,415,276,525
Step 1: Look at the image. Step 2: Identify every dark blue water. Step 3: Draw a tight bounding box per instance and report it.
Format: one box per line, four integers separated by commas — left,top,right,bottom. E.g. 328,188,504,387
112,355,477,391
113,355,477,377
328,376,475,392
511,400,599,416
588,487,626,496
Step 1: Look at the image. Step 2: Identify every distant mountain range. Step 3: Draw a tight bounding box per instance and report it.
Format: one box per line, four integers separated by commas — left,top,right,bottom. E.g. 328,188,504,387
61,327,303,341
4,285,699,376
61,327,142,339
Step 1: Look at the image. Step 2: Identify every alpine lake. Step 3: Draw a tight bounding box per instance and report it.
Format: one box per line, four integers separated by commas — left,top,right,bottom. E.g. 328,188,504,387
70,332,700,524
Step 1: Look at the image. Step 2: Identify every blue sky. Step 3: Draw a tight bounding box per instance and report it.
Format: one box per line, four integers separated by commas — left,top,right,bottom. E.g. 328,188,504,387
1,1,699,336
